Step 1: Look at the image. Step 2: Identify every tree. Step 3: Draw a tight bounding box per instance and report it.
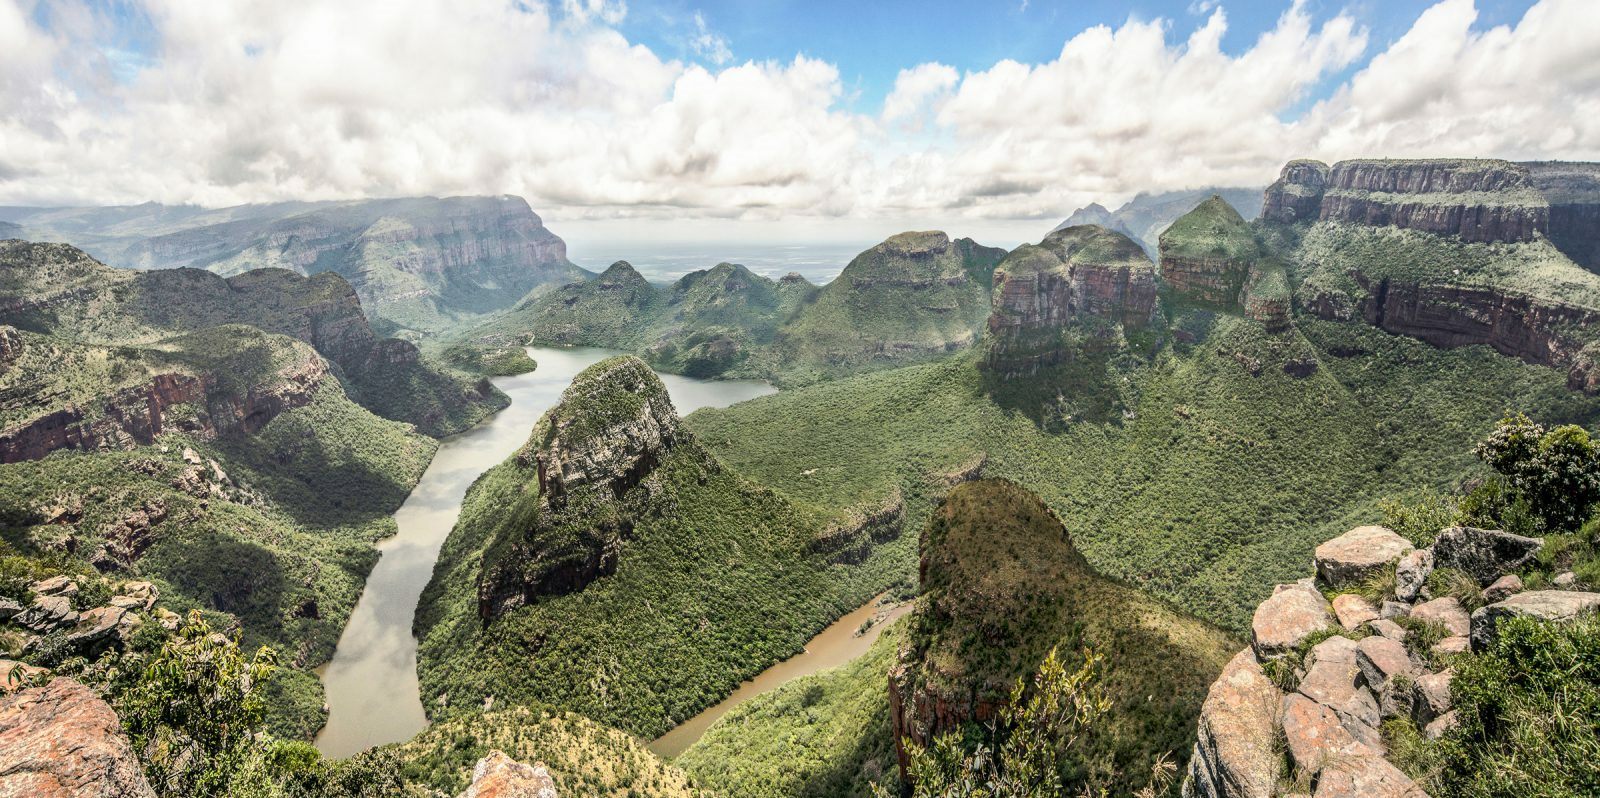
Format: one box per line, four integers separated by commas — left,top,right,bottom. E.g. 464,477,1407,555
116,611,277,798
1475,414,1600,533
884,647,1176,798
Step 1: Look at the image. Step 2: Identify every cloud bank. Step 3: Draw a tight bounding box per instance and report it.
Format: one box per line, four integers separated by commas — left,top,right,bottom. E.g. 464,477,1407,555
0,0,1596,222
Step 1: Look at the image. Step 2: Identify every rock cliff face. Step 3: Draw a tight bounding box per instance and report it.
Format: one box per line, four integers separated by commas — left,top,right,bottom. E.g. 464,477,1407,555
1159,196,1290,330
983,224,1157,377
0,678,157,798
10,195,585,334
477,357,684,621
1525,161,1600,270
1318,159,1547,244
1261,160,1330,224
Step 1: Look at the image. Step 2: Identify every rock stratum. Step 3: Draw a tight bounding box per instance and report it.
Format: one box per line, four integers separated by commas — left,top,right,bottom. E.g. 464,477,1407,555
0,196,586,334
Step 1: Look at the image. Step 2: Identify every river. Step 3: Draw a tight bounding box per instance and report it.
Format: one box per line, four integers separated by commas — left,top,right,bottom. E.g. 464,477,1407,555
314,346,775,758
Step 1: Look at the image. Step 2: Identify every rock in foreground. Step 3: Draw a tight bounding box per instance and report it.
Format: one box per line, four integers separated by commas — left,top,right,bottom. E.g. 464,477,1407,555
458,750,558,798
0,679,156,798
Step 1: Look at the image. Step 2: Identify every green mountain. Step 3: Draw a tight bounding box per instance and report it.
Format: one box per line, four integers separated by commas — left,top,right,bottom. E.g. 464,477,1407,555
0,196,588,336
0,240,503,437
1055,186,1266,256
476,230,1004,385
415,356,910,739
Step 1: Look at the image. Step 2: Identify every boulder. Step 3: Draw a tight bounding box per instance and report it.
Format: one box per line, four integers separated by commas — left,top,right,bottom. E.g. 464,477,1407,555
1251,587,1333,659
1483,574,1523,603
1431,527,1542,586
1394,549,1433,602
1470,590,1600,651
1413,669,1455,725
1424,710,1459,741
1555,571,1577,587
15,595,77,633
1312,756,1428,798
0,678,156,797
1297,636,1381,730
1410,597,1470,637
1315,526,1413,588
65,606,134,657
1331,594,1379,630
28,576,76,597
0,599,21,622
1185,650,1282,798
1367,619,1407,641
119,581,157,610
1433,636,1470,657
1280,693,1381,776
1380,600,1411,620
1357,636,1419,720
0,660,48,693
457,750,558,798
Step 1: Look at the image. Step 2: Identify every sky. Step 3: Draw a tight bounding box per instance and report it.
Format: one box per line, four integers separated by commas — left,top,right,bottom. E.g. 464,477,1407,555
1,0,1597,250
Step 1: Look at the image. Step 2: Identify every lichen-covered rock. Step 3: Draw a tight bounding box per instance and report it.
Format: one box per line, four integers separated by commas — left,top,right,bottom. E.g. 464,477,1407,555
1413,669,1455,726
1483,573,1523,603
1280,693,1380,777
1297,636,1380,730
1312,756,1428,798
1251,586,1333,659
0,678,156,798
1432,527,1542,586
457,750,558,798
1314,526,1412,588
1185,651,1282,798
1470,590,1600,651
1394,548,1433,603
1368,619,1407,641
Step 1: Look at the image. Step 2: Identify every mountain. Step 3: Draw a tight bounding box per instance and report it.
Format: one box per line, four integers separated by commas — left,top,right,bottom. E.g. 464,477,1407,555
0,196,588,336
889,479,1236,792
0,240,503,437
414,356,910,738
1054,186,1266,255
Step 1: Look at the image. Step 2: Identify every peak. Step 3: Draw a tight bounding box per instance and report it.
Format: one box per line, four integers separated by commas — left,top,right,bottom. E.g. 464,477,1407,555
879,230,951,256
1040,224,1149,264
599,260,645,280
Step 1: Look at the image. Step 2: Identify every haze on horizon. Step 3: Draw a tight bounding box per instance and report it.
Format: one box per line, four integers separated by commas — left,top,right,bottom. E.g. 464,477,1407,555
2,0,1597,248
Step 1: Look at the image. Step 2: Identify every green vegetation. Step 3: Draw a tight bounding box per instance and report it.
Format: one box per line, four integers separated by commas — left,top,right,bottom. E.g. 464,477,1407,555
689,316,1600,633
439,340,538,376
389,705,704,797
676,625,906,798
1158,195,1261,263
478,233,1006,385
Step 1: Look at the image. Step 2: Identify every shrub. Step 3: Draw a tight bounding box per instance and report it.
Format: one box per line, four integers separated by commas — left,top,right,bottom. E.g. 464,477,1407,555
1475,414,1600,534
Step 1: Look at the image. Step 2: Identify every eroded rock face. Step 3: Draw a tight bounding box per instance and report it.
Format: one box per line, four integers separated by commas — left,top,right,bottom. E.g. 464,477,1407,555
1527,161,1600,270
983,225,1157,376
0,326,21,373
1262,160,1330,224
1317,159,1547,244
0,678,156,798
477,357,683,622
457,750,558,798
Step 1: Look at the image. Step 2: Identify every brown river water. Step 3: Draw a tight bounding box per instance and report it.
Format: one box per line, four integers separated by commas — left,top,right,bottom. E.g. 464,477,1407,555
314,346,775,757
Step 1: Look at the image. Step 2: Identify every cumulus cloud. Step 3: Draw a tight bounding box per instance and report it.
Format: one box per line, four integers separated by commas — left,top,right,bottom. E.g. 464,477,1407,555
0,0,1597,225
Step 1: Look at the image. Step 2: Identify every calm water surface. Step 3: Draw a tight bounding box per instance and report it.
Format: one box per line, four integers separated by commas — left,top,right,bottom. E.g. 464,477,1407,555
315,346,774,757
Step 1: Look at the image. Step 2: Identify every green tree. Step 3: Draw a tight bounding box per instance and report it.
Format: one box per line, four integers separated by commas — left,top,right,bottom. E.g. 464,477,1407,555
116,611,277,798
1474,414,1600,533
884,648,1176,798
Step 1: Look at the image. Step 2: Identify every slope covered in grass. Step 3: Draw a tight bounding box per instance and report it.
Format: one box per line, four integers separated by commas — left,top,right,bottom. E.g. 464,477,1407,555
688,316,1600,632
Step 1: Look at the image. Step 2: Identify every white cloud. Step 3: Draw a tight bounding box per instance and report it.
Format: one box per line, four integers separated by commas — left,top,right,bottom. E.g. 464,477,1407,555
0,0,1596,227
690,11,731,66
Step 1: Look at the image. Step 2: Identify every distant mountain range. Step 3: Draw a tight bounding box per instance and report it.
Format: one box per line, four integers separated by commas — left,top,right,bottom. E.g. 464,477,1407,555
0,196,588,337
1054,186,1266,255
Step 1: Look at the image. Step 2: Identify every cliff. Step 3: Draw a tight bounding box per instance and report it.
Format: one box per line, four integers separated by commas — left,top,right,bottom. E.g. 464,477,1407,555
888,479,1237,791
1261,160,1330,225
477,357,684,621
5,195,586,335
0,679,157,798
0,240,501,436
982,224,1158,377
1158,195,1264,310
1525,161,1600,270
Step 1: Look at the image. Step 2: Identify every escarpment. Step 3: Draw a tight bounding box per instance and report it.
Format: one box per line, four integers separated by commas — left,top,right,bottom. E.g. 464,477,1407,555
1317,159,1547,244
1525,161,1600,270
983,224,1158,377
889,479,1236,791
1262,160,1330,224
477,356,684,622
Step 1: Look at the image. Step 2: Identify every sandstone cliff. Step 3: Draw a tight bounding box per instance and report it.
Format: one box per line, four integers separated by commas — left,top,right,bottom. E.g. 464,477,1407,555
982,224,1158,377
477,356,684,621
1525,161,1600,270
1261,160,1330,225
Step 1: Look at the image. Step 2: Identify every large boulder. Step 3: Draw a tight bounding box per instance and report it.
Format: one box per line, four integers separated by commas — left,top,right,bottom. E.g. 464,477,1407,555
457,750,558,798
1280,693,1380,776
0,678,156,797
1312,756,1428,798
1410,597,1471,638
1431,527,1542,586
1393,549,1433,603
1315,526,1412,588
1297,636,1381,730
1331,594,1378,630
1185,651,1283,798
1470,590,1600,651
1251,586,1333,659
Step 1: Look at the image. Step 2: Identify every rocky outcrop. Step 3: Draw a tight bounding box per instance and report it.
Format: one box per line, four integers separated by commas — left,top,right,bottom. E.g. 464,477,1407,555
457,751,558,798
1158,196,1267,312
1469,590,1600,651
1431,527,1542,586
1186,651,1282,798
809,489,904,565
477,357,683,621
1526,161,1600,270
0,343,327,464
983,225,1157,377
1262,160,1330,225
1314,526,1413,588
1317,159,1548,244
0,326,21,374
0,678,157,798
